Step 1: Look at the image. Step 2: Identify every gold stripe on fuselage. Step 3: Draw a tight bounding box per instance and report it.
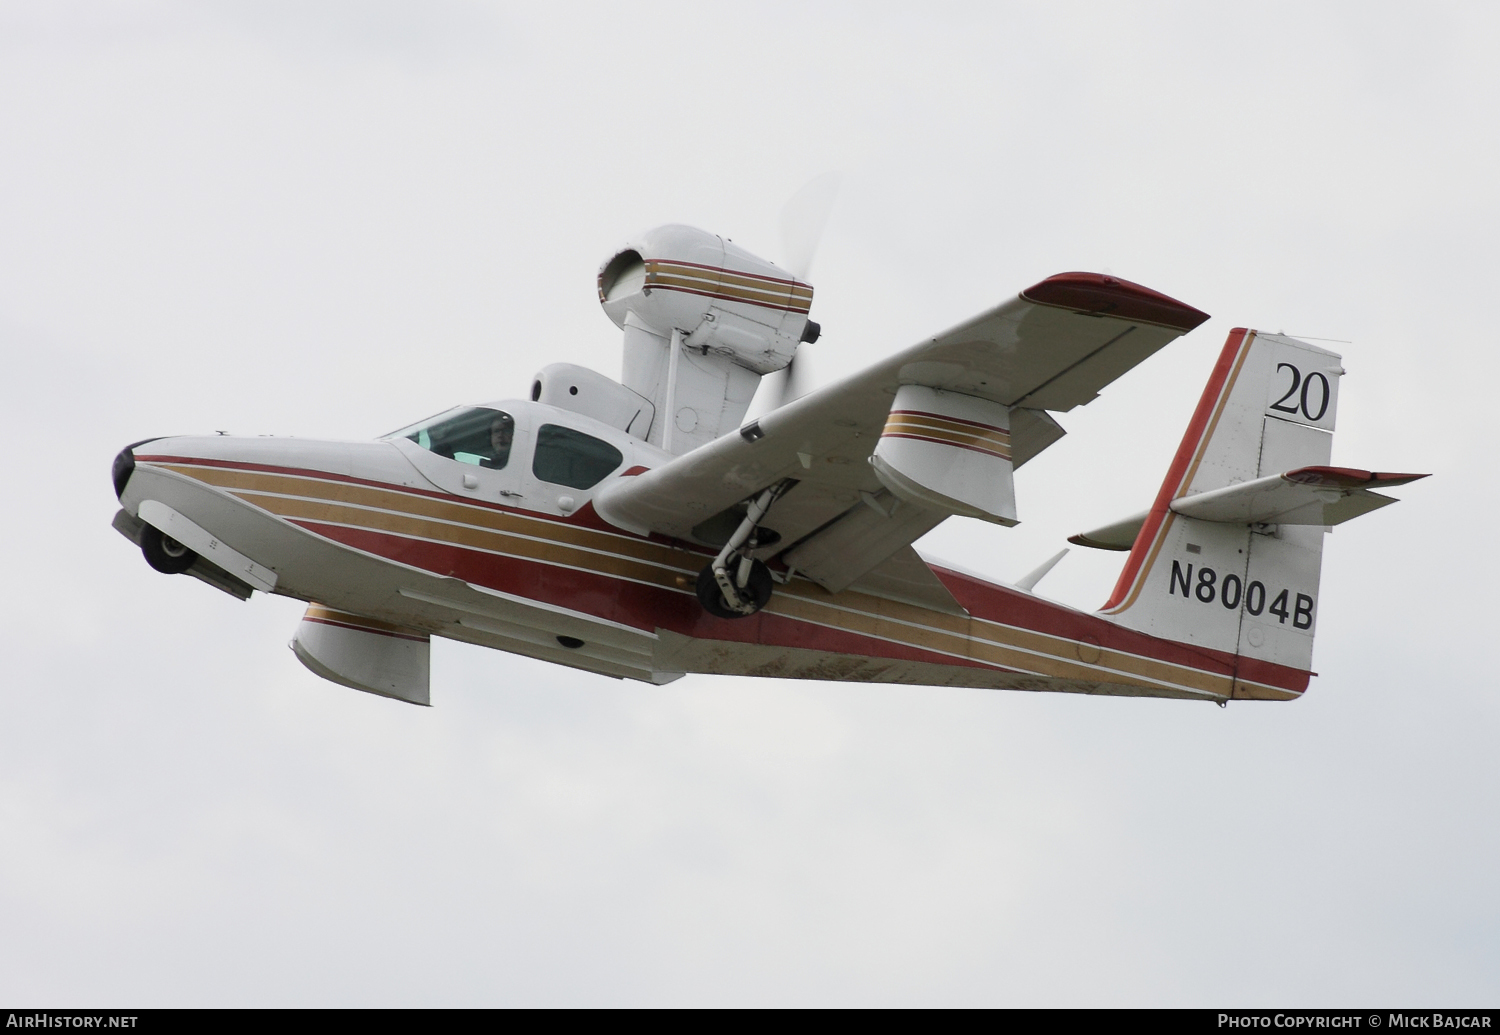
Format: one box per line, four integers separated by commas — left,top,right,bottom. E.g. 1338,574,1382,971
165,464,701,582
150,461,1293,700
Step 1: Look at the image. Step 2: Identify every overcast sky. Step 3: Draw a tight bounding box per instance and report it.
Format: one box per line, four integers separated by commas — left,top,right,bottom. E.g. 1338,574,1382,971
1,0,1496,1006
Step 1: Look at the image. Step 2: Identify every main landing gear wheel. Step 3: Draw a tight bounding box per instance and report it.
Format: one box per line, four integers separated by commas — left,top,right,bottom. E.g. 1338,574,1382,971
696,558,773,619
141,523,197,574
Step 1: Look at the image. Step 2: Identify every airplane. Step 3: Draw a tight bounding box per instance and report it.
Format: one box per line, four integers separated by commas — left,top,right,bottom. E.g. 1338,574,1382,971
109,223,1426,707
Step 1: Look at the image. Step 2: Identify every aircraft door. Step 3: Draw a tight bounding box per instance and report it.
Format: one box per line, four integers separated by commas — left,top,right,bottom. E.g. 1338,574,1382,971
517,419,628,518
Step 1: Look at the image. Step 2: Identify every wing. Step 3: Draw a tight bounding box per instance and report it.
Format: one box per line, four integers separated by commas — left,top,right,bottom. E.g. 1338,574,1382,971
593,272,1208,593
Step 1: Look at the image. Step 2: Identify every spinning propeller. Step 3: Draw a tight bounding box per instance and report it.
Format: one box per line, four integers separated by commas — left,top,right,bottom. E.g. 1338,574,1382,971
765,172,840,410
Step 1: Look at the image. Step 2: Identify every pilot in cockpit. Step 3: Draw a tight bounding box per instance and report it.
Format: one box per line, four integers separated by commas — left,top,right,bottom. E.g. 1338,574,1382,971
486,411,514,469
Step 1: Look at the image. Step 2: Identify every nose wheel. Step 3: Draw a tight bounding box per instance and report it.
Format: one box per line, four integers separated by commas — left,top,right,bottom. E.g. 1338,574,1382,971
141,524,197,574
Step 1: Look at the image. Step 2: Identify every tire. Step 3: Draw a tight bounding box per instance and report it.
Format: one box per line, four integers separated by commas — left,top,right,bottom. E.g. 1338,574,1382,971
696,558,773,619
141,524,197,574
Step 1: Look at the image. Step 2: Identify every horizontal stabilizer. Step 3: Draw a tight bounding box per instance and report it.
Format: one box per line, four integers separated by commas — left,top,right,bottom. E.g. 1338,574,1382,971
1169,466,1428,526
1068,510,1148,551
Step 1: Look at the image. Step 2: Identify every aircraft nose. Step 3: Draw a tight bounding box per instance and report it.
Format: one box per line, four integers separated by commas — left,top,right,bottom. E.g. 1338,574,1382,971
112,438,162,500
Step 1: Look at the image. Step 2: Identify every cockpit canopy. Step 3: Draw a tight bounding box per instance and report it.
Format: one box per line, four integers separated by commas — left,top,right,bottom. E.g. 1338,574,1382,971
393,406,515,469
388,405,625,491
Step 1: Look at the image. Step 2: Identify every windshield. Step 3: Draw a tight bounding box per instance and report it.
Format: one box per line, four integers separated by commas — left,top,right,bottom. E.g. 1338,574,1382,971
387,407,515,469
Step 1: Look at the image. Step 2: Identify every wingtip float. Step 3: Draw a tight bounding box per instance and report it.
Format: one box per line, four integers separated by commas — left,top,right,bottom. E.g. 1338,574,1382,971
111,226,1426,707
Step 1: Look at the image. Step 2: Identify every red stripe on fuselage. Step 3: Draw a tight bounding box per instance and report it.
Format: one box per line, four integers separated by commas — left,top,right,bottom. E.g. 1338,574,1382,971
296,521,1005,675
932,564,1310,695
140,455,1310,695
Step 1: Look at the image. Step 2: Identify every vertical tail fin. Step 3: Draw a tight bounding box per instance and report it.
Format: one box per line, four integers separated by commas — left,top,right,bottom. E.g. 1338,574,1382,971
1102,329,1344,698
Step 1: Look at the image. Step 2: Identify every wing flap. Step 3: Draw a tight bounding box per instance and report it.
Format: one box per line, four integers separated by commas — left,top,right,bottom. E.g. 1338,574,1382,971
782,498,946,595
846,546,969,615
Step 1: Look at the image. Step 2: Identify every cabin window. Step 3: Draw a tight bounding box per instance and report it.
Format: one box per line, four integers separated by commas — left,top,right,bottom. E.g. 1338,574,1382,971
532,424,623,490
390,407,515,469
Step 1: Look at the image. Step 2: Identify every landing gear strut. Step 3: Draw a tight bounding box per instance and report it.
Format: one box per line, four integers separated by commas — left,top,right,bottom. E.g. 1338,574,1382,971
696,557,773,619
695,481,791,619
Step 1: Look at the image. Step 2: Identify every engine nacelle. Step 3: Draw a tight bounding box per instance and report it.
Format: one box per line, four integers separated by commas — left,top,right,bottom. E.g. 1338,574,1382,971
597,225,817,455
598,225,813,375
